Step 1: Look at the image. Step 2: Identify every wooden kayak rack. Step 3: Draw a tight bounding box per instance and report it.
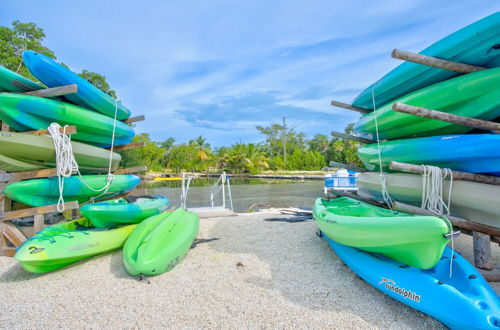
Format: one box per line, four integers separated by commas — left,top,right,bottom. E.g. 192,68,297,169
0,84,148,257
328,49,499,279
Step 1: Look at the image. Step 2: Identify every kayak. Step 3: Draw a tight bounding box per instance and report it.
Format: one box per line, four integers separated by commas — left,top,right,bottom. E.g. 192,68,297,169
0,65,43,92
322,236,500,329
313,197,451,269
15,218,136,273
0,131,121,172
357,172,500,228
358,134,500,176
352,12,500,110
123,208,199,276
81,195,169,228
354,68,500,140
3,174,140,207
0,94,134,146
23,50,131,120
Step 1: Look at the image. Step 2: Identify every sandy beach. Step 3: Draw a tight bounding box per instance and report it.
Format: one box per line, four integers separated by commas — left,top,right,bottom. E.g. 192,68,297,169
1,210,498,329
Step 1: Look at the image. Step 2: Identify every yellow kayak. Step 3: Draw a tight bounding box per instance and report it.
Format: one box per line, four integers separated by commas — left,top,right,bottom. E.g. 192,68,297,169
153,177,182,181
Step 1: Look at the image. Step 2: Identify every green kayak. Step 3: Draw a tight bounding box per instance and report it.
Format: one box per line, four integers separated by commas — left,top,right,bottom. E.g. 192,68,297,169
3,174,140,207
15,218,136,273
123,208,199,276
354,68,500,140
0,131,121,172
0,65,43,92
81,195,169,228
313,197,452,269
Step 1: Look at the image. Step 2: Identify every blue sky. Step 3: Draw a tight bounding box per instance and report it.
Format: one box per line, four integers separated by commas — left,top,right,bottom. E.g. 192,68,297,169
1,1,499,146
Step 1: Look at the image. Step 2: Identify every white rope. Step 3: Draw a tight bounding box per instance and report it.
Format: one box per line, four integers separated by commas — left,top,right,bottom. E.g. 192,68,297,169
48,98,119,211
420,165,453,215
371,87,393,209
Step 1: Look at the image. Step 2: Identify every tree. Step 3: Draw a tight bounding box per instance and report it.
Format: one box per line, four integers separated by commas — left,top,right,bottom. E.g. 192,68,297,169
79,69,117,98
119,133,165,171
0,20,55,79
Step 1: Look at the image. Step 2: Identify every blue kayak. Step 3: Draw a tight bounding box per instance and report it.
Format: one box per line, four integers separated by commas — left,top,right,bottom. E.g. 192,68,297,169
353,12,500,109
323,235,500,329
23,51,131,120
358,134,500,176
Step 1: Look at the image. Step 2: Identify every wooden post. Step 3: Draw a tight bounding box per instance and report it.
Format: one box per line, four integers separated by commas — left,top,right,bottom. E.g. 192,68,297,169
473,232,493,270
33,214,44,233
391,49,486,73
328,189,387,208
331,100,371,114
124,115,145,124
389,161,500,186
392,102,500,133
331,131,375,144
328,161,367,172
19,84,78,98
107,142,145,151
25,125,77,136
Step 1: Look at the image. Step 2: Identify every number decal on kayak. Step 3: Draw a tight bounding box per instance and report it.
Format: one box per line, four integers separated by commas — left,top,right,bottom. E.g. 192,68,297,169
165,256,180,272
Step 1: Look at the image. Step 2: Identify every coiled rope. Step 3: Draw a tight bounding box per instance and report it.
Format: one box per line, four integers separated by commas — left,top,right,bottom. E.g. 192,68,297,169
48,98,119,211
420,165,453,216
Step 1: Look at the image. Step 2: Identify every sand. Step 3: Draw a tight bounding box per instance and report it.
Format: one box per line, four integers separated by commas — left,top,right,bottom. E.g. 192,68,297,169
0,210,498,329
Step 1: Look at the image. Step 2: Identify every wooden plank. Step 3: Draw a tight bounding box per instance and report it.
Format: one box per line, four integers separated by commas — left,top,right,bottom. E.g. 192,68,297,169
331,131,375,144
0,182,7,251
331,100,371,114
479,270,500,282
1,121,10,132
391,49,486,74
3,221,27,247
25,125,77,136
389,161,500,186
327,190,388,208
0,168,57,183
124,115,145,124
114,166,148,174
0,201,79,222
0,247,16,257
108,142,145,151
473,231,493,270
33,214,44,233
392,102,500,133
328,161,367,172
20,84,78,98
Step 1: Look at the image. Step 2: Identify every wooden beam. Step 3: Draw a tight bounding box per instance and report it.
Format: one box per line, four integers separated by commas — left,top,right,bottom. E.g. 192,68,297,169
331,131,375,144
331,100,371,114
392,102,500,133
327,190,388,208
0,168,57,183
33,214,44,234
328,161,367,172
3,222,27,247
389,161,500,186
473,232,493,270
114,166,148,174
108,142,145,151
480,270,500,282
124,115,145,124
391,49,486,74
0,201,79,222
20,84,78,98
393,201,500,237
1,121,10,131
25,125,77,136
0,247,16,257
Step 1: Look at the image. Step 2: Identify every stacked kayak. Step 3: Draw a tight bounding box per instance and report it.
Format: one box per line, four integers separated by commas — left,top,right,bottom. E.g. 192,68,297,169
0,65,43,92
81,195,169,228
3,175,140,207
123,208,199,276
15,218,136,273
0,131,121,172
358,134,500,176
313,197,451,269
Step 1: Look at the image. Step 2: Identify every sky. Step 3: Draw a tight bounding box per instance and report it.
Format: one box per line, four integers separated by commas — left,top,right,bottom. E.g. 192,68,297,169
1,1,499,146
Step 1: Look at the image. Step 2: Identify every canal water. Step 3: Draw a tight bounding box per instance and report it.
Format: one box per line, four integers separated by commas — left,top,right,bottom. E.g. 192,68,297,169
139,178,324,212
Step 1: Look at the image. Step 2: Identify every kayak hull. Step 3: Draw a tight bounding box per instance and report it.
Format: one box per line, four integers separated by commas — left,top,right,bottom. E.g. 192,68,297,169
81,195,169,228
353,12,500,109
323,236,500,329
15,218,136,273
0,65,43,92
3,174,140,207
23,50,131,120
0,131,121,172
313,197,450,269
358,134,500,176
354,68,500,140
357,172,500,228
123,208,199,276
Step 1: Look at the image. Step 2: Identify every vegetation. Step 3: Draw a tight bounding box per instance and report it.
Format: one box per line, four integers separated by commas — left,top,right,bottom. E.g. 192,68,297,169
0,20,362,174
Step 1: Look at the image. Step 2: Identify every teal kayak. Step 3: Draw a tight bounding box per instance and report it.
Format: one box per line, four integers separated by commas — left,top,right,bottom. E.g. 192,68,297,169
353,12,500,109
81,195,169,228
0,65,43,92
123,208,199,276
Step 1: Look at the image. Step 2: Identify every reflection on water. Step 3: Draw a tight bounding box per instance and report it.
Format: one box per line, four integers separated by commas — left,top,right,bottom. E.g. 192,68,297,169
139,178,324,212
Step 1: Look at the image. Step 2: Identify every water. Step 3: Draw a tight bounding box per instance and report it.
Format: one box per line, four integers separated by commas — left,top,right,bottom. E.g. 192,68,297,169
139,178,324,212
